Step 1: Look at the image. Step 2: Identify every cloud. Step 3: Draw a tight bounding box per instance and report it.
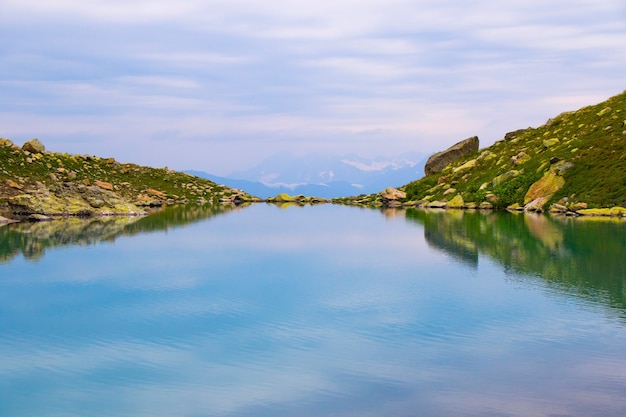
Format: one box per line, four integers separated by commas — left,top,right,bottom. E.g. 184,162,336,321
1,1,625,174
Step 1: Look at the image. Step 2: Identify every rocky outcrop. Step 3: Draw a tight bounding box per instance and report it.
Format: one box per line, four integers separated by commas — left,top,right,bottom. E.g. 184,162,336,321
380,187,406,207
22,138,45,154
424,136,479,176
8,182,145,217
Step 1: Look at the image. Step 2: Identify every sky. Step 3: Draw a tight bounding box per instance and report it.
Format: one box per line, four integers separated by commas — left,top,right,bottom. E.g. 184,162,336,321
1,0,625,175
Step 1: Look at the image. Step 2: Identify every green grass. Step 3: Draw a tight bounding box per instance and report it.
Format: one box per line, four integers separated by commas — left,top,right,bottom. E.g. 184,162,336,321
0,142,246,206
340,89,626,210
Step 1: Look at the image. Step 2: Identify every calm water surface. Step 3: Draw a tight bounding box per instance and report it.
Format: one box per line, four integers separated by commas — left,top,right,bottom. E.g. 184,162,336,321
1,204,625,417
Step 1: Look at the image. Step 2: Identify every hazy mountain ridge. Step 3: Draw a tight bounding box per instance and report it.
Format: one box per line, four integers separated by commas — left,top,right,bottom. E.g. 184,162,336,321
191,152,427,198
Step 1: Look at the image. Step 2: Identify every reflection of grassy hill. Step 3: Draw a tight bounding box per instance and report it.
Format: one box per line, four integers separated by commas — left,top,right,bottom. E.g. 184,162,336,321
0,204,234,263
337,90,626,212
406,209,626,311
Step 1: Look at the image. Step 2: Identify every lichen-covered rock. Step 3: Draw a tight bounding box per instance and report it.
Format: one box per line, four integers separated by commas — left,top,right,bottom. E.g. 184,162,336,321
543,138,560,148
424,136,479,175
453,158,477,173
22,138,45,154
0,138,15,147
446,194,465,208
523,170,565,205
511,151,531,166
492,170,520,187
577,207,626,217
8,182,145,216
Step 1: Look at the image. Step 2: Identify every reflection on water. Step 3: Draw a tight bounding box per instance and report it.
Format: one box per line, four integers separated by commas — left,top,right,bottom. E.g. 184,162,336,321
406,208,626,314
0,204,236,263
1,204,626,417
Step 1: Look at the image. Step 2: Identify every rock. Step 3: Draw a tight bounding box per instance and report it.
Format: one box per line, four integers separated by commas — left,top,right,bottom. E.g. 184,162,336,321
504,129,526,141
523,170,565,205
426,201,447,208
424,136,479,176
577,207,626,217
145,189,167,199
6,179,21,189
492,170,520,187
507,203,523,211
543,138,560,148
0,138,15,147
511,151,531,166
28,214,52,222
485,193,499,203
380,187,406,204
524,197,548,212
8,182,144,216
446,194,465,208
94,181,114,191
596,107,611,117
453,158,477,173
549,203,568,213
22,138,45,154
570,202,588,211
553,161,574,174
443,188,457,196
478,202,493,210
0,215,19,225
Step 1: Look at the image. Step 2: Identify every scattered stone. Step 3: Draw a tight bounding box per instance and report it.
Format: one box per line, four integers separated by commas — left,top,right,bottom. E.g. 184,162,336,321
22,138,45,154
596,107,611,117
478,202,493,210
511,151,531,166
424,136,479,175
549,203,568,213
94,181,114,191
543,138,560,148
570,202,588,211
504,129,526,141
0,138,14,147
28,214,51,222
507,203,523,211
7,179,21,189
492,170,520,187
426,201,447,208
453,158,477,173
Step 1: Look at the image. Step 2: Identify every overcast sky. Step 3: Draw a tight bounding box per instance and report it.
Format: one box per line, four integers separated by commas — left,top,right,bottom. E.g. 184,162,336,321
1,1,625,175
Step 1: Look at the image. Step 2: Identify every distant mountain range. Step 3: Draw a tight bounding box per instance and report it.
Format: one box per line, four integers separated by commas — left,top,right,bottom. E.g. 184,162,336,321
187,152,427,198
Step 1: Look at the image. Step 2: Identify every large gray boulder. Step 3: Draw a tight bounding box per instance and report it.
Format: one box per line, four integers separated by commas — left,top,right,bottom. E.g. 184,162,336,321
424,136,479,176
22,138,45,154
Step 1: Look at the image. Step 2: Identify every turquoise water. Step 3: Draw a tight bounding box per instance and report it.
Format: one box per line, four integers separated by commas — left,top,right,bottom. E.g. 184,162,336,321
1,204,625,417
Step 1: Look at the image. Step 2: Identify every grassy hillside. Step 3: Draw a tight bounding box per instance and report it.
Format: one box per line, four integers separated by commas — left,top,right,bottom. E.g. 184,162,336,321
336,89,626,213
0,139,252,217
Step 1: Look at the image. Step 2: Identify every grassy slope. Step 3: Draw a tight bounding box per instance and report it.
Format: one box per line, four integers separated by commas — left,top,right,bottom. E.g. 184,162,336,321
340,89,626,209
0,142,247,207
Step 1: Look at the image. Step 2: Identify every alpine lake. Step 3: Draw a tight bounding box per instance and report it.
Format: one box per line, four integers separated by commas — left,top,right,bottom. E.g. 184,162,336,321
1,203,625,417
